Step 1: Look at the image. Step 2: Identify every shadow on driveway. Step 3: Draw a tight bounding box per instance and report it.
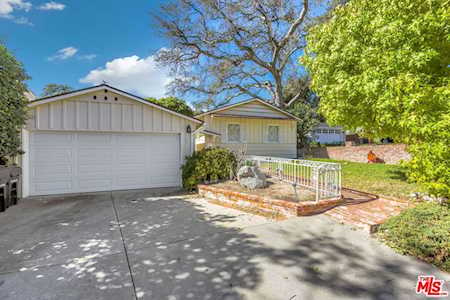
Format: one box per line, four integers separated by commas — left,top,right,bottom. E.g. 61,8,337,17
0,189,448,300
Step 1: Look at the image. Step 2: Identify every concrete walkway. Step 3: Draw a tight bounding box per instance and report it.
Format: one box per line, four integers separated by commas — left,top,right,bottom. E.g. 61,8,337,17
0,189,448,300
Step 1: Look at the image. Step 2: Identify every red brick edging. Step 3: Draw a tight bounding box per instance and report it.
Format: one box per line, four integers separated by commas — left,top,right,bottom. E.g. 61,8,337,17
198,184,344,217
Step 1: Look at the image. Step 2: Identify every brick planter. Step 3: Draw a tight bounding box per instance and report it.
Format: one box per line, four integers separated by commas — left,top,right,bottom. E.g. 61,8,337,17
198,184,344,218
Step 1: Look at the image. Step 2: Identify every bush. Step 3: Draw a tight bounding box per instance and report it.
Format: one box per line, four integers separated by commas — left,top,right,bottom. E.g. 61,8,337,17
377,202,450,272
0,44,29,164
182,147,237,190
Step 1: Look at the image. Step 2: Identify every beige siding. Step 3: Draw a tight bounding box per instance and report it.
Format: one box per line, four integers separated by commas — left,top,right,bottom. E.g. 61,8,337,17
197,115,297,158
27,90,198,161
219,102,289,119
217,143,297,158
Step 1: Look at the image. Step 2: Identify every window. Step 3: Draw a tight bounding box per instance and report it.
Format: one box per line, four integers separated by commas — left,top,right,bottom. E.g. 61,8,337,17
268,125,279,142
227,124,241,142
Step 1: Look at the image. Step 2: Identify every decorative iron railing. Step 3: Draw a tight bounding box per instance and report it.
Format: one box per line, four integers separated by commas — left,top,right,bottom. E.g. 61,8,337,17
246,156,342,201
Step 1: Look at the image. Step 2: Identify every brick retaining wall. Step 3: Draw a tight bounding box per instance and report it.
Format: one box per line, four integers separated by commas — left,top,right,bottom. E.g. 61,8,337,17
308,144,410,165
198,184,344,217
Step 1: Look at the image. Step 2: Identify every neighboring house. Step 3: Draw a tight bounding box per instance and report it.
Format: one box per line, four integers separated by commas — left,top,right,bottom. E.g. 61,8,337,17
21,84,202,197
311,123,345,145
194,99,300,158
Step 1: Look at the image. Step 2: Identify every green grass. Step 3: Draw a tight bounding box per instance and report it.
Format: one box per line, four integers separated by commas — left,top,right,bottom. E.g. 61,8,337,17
312,159,424,200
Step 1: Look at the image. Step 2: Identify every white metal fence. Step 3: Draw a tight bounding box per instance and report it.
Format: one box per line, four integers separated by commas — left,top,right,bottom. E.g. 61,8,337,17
247,156,342,201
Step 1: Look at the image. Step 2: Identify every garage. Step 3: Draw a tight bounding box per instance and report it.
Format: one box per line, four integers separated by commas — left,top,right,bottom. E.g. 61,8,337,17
22,84,202,197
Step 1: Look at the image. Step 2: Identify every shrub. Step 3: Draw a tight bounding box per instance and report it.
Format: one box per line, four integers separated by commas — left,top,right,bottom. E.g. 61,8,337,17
0,44,29,165
377,202,450,272
182,147,237,190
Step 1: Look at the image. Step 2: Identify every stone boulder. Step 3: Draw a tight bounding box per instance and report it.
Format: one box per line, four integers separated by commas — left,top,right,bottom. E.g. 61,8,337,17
237,166,267,189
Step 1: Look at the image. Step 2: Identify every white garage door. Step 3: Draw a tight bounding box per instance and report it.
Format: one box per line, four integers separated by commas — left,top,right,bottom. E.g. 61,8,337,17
29,132,181,196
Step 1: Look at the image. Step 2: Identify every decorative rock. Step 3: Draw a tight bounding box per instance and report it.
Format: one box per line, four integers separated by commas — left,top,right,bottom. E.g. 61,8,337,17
237,166,267,189
422,195,435,202
409,192,420,200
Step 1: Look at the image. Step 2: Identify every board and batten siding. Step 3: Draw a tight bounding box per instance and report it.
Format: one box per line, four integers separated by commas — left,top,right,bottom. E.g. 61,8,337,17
218,101,290,119
26,90,198,161
200,114,297,158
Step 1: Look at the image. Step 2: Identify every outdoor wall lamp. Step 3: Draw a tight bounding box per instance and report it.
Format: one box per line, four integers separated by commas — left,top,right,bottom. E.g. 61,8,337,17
186,125,192,134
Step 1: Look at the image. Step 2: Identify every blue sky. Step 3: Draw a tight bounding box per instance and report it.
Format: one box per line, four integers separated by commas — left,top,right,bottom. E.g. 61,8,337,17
1,0,172,98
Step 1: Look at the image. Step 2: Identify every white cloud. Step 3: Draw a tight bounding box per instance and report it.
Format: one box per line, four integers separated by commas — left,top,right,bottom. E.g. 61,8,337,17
48,47,78,61
13,15,32,25
78,54,97,61
80,54,172,97
0,0,31,16
38,1,65,11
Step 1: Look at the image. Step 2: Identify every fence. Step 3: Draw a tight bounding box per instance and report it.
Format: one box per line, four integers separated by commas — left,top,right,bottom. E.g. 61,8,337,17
247,156,342,201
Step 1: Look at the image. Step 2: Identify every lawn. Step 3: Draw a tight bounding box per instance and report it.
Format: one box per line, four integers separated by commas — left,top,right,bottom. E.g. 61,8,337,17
312,159,424,200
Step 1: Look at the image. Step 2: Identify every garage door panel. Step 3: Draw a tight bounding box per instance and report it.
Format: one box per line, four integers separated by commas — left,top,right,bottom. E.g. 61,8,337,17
78,134,113,145
78,179,112,190
31,132,74,146
32,165,72,179
78,150,113,163
29,132,181,195
32,149,72,164
32,181,73,194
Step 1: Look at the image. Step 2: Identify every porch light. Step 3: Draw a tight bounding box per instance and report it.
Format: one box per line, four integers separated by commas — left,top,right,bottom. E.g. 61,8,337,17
186,125,192,134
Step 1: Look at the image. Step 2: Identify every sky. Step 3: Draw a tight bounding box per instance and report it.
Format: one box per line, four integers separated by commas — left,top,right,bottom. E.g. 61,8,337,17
0,0,173,99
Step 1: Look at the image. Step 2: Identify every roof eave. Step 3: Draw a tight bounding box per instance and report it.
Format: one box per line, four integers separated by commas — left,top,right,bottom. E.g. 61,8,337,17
29,84,203,124
195,98,300,121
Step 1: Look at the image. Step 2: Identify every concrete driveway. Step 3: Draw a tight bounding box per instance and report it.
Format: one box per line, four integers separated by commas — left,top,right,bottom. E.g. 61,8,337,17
0,189,448,300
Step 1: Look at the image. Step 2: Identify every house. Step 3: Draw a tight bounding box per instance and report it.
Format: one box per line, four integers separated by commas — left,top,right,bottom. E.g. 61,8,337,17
194,99,300,158
311,123,345,145
21,84,202,197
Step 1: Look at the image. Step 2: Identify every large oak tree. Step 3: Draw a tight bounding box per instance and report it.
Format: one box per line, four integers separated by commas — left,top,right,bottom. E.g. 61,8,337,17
155,0,329,109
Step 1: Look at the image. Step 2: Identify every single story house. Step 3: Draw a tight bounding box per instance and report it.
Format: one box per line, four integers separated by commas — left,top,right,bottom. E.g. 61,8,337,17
21,84,202,197
310,123,345,145
194,99,300,158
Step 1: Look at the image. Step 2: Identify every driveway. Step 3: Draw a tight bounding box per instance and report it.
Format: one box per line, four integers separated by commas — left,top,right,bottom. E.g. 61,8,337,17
0,189,448,300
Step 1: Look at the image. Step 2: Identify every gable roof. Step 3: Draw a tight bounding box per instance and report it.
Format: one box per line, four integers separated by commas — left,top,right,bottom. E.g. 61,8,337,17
195,98,301,121
29,84,203,124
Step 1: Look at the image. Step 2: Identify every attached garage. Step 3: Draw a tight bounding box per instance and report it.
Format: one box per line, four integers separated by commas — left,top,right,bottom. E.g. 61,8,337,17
22,84,202,197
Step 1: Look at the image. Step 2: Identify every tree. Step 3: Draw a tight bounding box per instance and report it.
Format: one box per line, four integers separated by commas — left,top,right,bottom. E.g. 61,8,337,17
0,44,29,165
303,0,450,196
284,75,322,147
41,84,73,97
146,96,194,117
155,0,331,108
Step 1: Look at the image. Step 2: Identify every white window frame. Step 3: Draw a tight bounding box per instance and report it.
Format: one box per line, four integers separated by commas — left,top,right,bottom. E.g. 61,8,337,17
266,124,280,143
226,123,241,143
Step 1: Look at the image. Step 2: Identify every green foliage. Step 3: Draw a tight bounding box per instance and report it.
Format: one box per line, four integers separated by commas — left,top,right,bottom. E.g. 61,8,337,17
405,117,450,197
147,96,194,117
182,147,237,190
41,84,73,97
377,202,450,272
0,44,29,164
303,0,450,196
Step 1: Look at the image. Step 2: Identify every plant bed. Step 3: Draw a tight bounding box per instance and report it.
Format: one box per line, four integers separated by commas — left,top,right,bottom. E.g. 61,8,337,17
198,178,344,218
377,202,450,272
